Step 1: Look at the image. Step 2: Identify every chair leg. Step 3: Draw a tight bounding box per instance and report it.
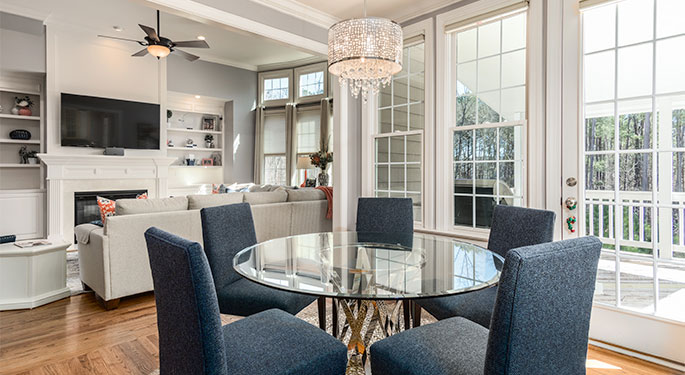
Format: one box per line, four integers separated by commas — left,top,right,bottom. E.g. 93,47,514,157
413,302,422,327
332,298,339,338
402,300,411,330
317,296,326,330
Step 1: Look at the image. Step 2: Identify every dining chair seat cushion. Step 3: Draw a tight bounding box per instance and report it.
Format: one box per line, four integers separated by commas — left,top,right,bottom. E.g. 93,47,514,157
417,286,497,327
218,278,316,316
224,308,348,375
370,316,487,375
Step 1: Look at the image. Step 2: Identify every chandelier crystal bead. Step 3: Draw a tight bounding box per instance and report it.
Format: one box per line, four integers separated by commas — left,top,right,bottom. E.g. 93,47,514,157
328,17,403,100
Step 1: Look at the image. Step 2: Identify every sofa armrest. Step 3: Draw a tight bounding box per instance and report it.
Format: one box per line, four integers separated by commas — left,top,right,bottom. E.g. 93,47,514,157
77,228,110,299
105,210,203,299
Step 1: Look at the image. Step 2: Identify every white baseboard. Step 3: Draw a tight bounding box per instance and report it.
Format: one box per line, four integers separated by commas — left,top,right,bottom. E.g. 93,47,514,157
0,288,71,310
589,339,685,372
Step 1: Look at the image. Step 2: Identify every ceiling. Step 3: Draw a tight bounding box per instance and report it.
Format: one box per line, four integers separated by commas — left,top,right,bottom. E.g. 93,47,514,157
291,0,458,22
0,0,318,71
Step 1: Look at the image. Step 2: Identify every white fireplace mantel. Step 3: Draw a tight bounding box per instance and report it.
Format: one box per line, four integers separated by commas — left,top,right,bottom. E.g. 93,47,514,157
38,154,176,243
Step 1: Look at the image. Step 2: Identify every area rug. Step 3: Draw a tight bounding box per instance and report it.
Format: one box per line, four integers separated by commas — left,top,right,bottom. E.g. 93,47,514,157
66,251,89,296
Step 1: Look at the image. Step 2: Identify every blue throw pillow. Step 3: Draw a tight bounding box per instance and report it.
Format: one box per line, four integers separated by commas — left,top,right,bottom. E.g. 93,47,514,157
90,219,104,227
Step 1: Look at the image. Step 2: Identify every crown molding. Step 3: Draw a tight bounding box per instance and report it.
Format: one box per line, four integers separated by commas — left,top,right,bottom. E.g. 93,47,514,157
0,3,50,23
257,55,325,72
393,0,465,24
248,0,339,29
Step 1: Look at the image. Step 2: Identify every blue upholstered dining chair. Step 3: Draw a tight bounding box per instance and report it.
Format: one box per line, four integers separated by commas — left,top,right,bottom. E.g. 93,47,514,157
200,202,316,316
417,205,556,327
356,197,414,233
144,227,348,375
370,236,602,375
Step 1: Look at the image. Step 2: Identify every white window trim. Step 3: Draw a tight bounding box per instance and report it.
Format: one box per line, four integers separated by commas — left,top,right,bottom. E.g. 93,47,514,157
361,18,434,229
435,0,543,241
259,69,294,107
294,62,328,103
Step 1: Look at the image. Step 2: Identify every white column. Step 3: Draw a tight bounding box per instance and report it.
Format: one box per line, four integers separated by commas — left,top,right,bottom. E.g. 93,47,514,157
658,98,674,260
332,81,362,231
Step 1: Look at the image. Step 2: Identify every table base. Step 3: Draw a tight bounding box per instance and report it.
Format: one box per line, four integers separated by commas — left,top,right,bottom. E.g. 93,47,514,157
331,299,408,374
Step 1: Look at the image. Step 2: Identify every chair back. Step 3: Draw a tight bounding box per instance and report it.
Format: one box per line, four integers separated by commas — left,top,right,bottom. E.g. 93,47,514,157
487,205,556,258
200,203,257,289
356,197,413,233
144,227,227,375
484,236,602,375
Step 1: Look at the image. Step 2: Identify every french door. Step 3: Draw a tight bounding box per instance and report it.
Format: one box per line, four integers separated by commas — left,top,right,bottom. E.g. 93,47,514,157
561,0,685,364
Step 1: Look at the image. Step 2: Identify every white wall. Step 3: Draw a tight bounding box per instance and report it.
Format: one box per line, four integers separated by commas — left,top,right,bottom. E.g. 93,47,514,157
44,23,163,156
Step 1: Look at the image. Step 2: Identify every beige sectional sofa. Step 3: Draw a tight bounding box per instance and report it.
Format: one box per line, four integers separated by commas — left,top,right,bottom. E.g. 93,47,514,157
75,188,331,308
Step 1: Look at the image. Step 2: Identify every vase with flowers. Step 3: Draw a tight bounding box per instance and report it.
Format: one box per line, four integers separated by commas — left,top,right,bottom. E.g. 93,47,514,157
309,140,333,186
13,96,34,116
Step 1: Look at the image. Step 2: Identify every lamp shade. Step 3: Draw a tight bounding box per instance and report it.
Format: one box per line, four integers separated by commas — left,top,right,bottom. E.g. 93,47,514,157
297,156,313,169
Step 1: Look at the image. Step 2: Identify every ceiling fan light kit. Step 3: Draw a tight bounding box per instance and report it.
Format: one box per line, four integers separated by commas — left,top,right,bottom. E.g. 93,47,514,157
98,10,210,62
327,0,403,100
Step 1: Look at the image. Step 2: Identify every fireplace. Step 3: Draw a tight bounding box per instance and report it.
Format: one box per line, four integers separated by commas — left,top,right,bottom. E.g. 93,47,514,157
73,189,147,242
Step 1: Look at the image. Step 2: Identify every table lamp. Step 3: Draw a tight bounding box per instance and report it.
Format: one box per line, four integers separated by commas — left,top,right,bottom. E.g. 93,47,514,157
297,156,313,186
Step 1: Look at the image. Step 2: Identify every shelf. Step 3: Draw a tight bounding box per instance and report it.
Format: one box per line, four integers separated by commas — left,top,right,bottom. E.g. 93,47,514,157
167,147,220,152
168,108,221,117
0,88,40,96
0,114,40,121
167,128,222,135
0,138,40,144
0,164,40,168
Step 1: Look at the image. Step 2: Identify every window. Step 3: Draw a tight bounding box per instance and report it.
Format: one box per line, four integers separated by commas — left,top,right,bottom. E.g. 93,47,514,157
259,70,293,106
263,112,287,185
582,0,685,321
296,108,321,182
450,11,527,229
299,72,324,97
375,41,425,222
295,63,328,102
264,77,289,101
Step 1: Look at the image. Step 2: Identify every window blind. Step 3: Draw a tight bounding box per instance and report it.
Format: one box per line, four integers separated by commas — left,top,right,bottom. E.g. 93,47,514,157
579,0,624,11
263,113,286,154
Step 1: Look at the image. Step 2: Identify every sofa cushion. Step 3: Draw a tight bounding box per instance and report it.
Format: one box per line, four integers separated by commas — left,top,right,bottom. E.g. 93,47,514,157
115,196,188,215
244,191,288,205
287,188,326,202
188,193,244,210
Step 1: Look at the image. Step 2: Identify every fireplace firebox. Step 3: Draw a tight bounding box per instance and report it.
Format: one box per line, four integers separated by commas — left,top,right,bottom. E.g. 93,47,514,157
73,190,147,243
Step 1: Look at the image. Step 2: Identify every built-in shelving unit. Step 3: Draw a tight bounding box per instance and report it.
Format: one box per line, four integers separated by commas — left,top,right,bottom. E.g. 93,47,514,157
0,74,46,240
166,91,227,189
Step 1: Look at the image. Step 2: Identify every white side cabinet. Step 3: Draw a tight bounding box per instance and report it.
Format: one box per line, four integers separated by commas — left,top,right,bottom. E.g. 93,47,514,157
0,241,70,310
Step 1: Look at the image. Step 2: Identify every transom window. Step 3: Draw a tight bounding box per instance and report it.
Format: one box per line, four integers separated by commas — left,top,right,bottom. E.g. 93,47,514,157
451,11,527,229
375,41,425,222
299,71,325,97
264,77,289,101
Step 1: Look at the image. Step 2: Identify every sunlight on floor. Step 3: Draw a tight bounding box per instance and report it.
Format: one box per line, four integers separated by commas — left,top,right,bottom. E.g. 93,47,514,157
586,359,622,370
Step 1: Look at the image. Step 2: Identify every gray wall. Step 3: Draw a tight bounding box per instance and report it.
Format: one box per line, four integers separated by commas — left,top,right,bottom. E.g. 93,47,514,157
0,12,45,73
167,55,257,183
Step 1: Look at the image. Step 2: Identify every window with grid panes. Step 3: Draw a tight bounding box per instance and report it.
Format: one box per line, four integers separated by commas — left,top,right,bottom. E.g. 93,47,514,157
296,108,320,182
263,112,287,185
264,77,289,101
375,41,425,222
299,71,325,97
451,11,526,229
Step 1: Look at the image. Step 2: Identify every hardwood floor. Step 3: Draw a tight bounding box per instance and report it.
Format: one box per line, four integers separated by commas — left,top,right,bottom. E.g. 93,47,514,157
0,293,682,375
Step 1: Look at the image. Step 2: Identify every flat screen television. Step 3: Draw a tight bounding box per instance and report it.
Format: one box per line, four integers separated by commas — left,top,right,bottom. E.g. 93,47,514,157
60,93,160,150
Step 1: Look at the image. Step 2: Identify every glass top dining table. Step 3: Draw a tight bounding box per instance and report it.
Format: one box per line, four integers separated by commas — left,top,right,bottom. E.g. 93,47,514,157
233,231,504,300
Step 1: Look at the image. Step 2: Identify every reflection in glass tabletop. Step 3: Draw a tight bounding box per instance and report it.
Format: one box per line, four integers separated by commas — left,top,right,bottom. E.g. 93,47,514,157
233,231,504,300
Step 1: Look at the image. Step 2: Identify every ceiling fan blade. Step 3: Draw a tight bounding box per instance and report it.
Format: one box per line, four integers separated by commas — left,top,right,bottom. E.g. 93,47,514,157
139,24,159,42
98,35,145,44
132,48,149,57
174,49,200,62
172,40,210,48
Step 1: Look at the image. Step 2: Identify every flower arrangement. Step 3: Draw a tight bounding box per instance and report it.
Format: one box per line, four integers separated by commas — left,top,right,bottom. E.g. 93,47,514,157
309,143,333,170
15,96,34,108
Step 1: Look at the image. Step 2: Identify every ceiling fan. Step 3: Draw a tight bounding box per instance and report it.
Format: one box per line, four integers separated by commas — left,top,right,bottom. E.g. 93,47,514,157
97,10,209,61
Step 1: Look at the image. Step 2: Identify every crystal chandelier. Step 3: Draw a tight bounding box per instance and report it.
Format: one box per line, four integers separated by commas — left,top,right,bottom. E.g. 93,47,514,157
327,0,403,100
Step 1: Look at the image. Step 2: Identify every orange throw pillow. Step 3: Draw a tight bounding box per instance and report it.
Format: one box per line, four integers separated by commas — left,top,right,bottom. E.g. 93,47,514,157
96,193,148,225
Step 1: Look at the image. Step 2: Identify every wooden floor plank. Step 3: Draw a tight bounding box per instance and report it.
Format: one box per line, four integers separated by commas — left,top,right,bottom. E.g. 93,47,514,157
1,293,681,375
